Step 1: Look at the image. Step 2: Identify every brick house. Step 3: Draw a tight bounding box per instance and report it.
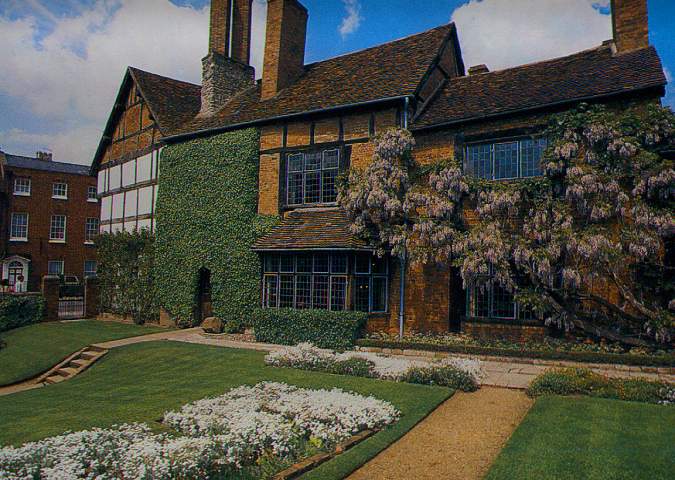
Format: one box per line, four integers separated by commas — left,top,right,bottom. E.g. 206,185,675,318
0,151,99,292
93,0,667,337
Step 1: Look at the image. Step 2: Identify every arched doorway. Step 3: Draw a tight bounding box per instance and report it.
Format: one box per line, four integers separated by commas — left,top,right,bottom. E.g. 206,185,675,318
195,268,213,323
2,256,30,293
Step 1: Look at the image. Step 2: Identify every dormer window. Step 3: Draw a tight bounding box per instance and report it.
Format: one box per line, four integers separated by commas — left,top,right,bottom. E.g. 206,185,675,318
464,137,547,180
286,149,341,207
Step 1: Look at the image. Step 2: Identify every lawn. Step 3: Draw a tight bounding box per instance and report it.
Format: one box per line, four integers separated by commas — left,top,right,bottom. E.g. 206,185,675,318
0,341,452,480
0,320,168,386
486,395,675,480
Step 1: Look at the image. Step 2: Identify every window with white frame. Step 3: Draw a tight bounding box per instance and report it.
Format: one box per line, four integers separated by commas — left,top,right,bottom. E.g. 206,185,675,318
87,186,98,202
50,215,66,242
286,149,340,206
464,137,548,180
48,260,64,276
262,252,388,313
10,213,28,241
85,218,99,243
52,182,68,199
13,178,31,196
84,260,97,277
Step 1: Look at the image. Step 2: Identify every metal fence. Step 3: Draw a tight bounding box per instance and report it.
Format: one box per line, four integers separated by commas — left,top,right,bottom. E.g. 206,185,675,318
58,297,85,320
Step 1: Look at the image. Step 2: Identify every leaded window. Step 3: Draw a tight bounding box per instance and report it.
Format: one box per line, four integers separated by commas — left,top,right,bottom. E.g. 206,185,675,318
262,252,388,313
286,149,340,206
464,137,547,180
466,270,538,322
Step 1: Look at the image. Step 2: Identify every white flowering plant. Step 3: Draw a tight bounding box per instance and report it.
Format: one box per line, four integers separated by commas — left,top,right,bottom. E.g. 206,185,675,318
265,343,483,391
0,382,399,479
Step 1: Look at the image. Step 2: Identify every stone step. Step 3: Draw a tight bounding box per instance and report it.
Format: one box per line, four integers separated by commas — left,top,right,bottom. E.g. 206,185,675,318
69,359,88,369
79,352,99,361
44,375,67,385
87,345,107,353
56,367,78,377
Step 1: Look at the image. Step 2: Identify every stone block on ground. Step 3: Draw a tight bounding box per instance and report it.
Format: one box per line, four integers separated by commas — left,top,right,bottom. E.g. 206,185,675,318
201,317,224,334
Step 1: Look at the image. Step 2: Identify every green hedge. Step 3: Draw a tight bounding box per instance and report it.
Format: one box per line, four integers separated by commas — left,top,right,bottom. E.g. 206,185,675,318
356,339,675,367
155,129,277,327
96,230,157,324
527,368,674,404
253,308,368,350
0,295,45,333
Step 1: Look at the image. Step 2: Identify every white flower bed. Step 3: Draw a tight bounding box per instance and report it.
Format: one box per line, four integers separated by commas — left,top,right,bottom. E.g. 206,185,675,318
265,342,485,383
0,382,399,479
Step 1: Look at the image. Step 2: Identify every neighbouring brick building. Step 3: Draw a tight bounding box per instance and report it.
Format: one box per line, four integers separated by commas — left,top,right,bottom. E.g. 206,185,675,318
92,0,667,338
0,151,100,292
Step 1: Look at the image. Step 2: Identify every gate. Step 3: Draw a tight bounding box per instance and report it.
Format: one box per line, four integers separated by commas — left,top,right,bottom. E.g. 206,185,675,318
58,297,85,319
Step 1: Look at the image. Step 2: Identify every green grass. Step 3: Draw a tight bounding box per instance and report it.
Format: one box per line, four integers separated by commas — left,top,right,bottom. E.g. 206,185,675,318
0,320,168,386
0,341,452,480
486,396,675,480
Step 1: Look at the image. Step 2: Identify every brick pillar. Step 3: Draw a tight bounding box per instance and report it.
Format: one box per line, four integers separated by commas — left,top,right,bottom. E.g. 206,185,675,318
84,276,100,319
41,275,60,322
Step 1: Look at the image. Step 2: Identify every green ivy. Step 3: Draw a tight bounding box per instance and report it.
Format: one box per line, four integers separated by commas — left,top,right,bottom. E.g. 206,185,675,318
0,295,45,332
95,230,157,324
252,308,368,350
154,129,277,327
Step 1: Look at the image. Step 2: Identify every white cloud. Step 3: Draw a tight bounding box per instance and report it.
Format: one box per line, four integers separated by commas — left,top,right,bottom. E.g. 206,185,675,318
665,68,672,83
339,0,362,38
451,0,613,72
0,0,271,165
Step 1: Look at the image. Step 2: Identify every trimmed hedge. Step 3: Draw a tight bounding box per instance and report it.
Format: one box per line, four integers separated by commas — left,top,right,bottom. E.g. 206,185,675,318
527,368,674,404
0,295,45,333
253,309,368,350
356,339,675,367
154,129,278,327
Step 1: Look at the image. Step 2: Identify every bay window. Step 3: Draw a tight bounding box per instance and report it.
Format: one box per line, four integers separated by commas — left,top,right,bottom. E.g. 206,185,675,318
262,252,388,313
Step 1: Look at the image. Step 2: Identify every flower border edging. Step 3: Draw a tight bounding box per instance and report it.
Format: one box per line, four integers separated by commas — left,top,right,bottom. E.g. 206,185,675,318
272,430,375,480
355,340,675,371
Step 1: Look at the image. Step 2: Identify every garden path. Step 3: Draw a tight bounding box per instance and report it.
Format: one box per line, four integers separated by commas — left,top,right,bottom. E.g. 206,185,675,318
346,387,533,480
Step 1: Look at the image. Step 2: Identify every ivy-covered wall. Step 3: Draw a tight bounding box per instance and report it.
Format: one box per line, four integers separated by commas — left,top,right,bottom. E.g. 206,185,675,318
154,129,277,327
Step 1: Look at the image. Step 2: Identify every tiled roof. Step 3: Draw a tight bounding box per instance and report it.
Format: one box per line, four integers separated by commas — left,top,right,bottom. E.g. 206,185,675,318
166,24,456,137
253,208,372,251
413,45,667,129
128,68,201,135
5,154,91,176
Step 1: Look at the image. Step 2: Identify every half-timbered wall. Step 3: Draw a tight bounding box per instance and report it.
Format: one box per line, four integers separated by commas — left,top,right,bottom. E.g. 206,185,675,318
97,82,162,233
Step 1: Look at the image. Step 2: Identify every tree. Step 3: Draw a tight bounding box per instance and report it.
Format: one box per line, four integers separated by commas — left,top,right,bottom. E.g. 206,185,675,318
419,103,674,345
338,129,419,337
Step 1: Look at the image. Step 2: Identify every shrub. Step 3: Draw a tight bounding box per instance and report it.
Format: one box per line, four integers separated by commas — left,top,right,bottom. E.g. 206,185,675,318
0,295,44,333
399,365,479,392
264,343,483,391
252,308,368,350
96,230,157,324
223,319,245,334
328,357,376,377
527,368,675,404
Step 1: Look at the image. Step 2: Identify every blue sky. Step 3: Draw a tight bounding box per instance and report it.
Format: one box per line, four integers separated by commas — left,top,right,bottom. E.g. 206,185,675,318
0,0,673,165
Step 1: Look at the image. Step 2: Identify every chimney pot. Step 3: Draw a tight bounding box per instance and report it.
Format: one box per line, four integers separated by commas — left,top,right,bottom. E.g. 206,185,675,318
261,0,308,100
468,64,490,75
36,151,53,162
610,0,649,53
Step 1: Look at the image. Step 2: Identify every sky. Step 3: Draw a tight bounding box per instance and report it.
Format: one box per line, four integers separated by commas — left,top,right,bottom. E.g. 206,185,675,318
0,0,673,166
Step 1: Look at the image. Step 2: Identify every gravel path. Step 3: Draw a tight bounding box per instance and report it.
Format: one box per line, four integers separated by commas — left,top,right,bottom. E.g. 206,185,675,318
347,387,533,480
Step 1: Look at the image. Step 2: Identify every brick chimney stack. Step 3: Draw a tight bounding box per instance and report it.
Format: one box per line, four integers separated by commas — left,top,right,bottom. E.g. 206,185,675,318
611,0,649,53
36,151,53,162
261,0,308,100
200,0,255,117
